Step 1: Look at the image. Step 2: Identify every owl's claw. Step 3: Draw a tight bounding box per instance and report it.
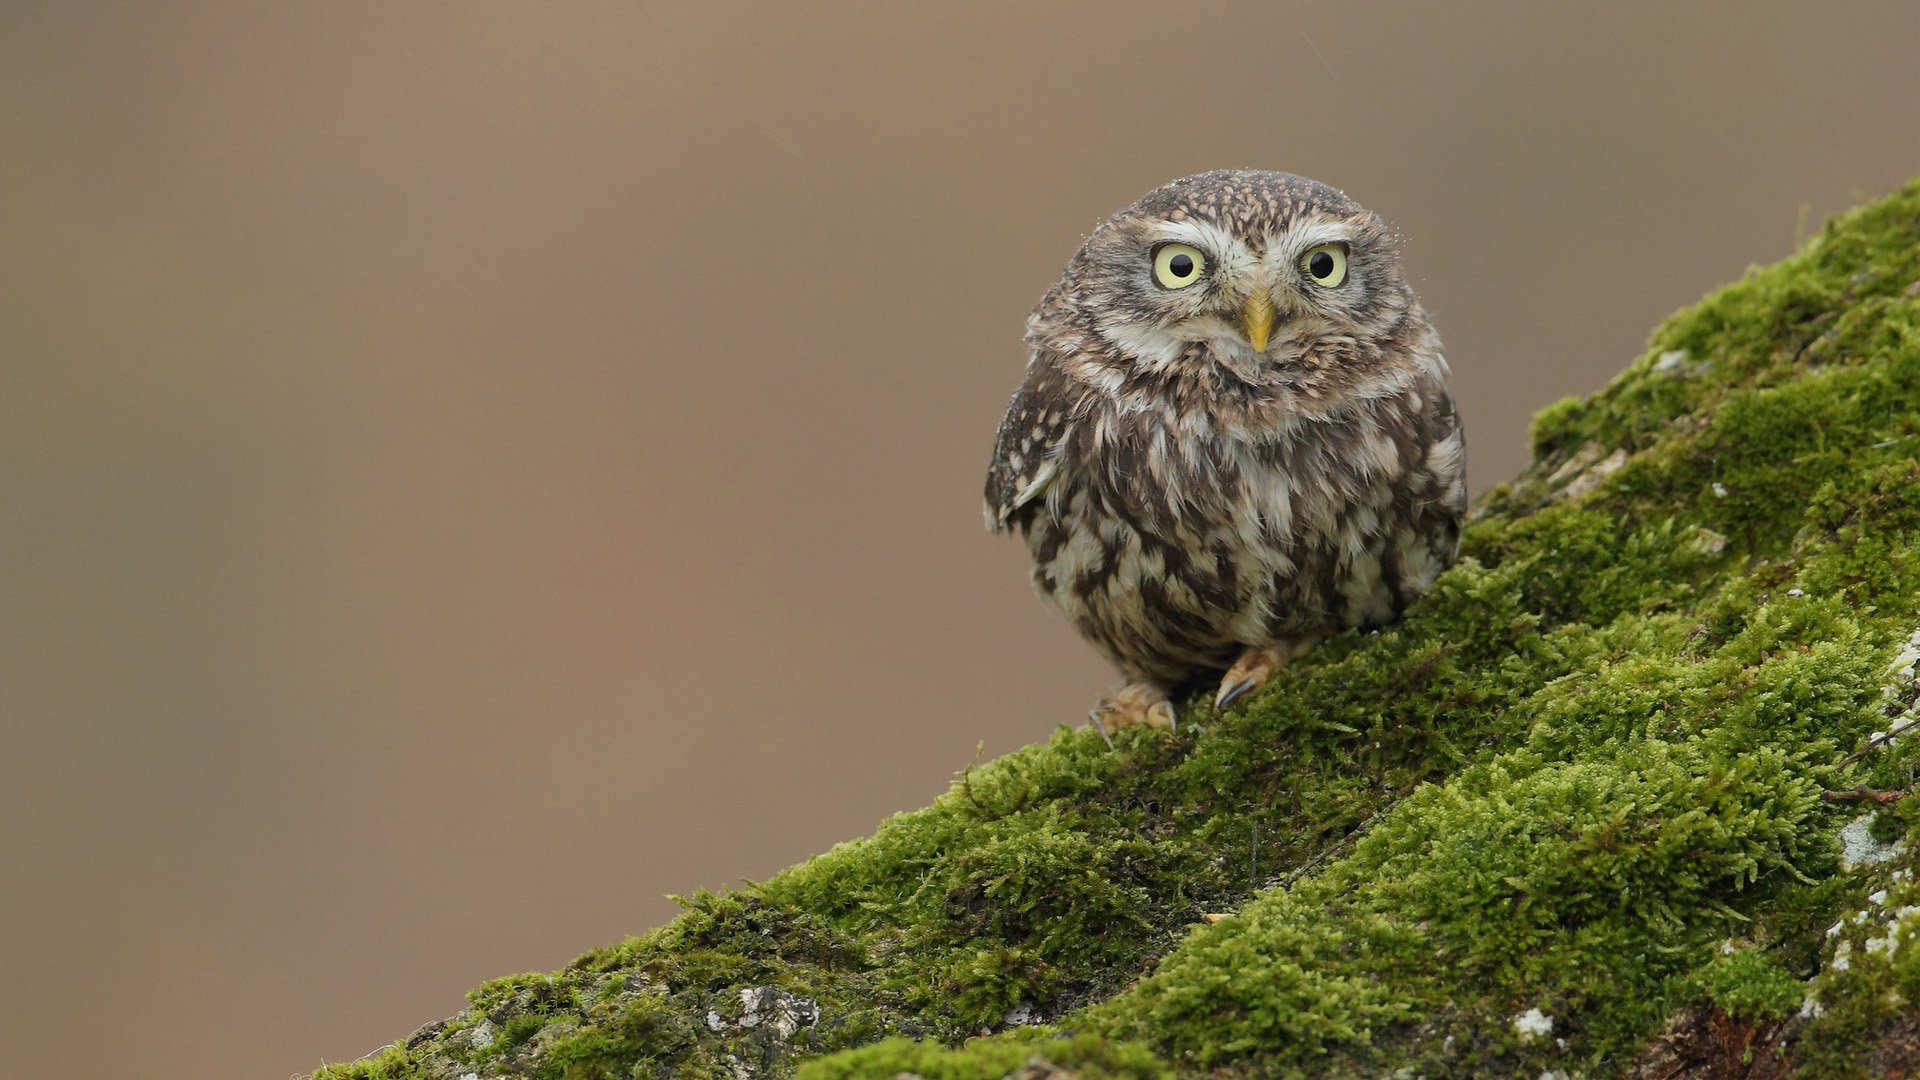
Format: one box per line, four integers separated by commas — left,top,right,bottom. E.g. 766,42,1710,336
1215,646,1284,709
1215,675,1260,709
1086,710,1115,748
1088,682,1177,743
1214,635,1326,710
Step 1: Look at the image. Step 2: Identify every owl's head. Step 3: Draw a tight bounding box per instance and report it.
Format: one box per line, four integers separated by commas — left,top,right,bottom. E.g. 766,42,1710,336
1043,170,1421,397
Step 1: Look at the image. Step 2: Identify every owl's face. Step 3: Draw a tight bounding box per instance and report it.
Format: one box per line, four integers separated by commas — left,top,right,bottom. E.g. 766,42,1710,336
1051,171,1413,394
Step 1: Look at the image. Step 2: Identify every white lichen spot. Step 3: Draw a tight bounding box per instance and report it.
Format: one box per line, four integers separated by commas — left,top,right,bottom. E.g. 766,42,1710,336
1865,934,1897,958
1786,587,1806,597
1828,919,1846,938
1512,1007,1554,1041
1687,527,1729,556
1653,349,1689,372
1546,442,1607,489
706,1010,727,1033
1711,482,1729,498
459,1073,480,1080
1801,995,1825,1019
1560,448,1629,501
1840,816,1908,869
1541,1071,1573,1080
1889,628,1920,680
1875,719,1917,746
469,1019,497,1051
1862,630,1920,757
1832,940,1853,971
1871,889,1890,906
729,986,819,1040
1002,1001,1036,1027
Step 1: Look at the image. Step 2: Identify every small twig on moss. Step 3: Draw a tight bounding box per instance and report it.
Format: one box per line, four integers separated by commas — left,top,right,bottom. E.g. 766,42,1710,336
1821,786,1909,805
1278,806,1388,890
1840,716,1919,767
1249,819,1258,892
959,741,988,813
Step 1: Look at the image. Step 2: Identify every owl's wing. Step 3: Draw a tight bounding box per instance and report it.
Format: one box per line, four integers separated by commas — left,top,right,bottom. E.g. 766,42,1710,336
983,377,1075,533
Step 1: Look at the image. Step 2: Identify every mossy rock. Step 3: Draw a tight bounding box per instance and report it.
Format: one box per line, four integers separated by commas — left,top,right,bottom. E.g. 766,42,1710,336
314,180,1920,1080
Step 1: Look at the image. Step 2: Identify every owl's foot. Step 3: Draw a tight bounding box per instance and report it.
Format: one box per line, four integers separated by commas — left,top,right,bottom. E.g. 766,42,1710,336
1088,682,1177,745
1215,635,1324,709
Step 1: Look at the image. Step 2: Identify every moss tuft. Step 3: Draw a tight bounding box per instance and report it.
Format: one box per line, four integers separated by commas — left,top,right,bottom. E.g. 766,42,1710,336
1696,949,1806,1022
795,1032,1171,1080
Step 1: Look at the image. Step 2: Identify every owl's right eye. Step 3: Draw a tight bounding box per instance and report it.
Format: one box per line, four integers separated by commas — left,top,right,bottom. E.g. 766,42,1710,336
1151,243,1207,289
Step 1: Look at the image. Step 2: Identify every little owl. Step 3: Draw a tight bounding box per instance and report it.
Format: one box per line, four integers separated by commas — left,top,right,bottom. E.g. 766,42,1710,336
984,170,1465,735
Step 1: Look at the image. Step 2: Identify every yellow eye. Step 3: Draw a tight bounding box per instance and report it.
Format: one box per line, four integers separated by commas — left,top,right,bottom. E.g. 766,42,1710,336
1302,243,1348,287
1151,243,1206,289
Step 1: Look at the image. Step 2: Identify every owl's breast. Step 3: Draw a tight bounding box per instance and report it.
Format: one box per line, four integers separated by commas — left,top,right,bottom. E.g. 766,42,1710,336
1022,466,1249,685
1020,380,1462,686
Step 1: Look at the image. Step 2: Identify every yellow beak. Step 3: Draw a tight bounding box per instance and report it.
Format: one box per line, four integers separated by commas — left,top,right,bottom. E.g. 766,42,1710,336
1243,292,1275,353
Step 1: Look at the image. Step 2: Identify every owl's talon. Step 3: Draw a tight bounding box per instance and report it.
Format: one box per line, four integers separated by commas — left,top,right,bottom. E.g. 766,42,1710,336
1089,682,1176,744
1215,636,1324,710
1215,676,1258,709
1086,710,1115,748
1214,646,1282,709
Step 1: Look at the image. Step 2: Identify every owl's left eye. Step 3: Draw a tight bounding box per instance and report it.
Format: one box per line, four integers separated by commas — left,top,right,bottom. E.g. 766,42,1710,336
1302,243,1348,287
1151,243,1207,289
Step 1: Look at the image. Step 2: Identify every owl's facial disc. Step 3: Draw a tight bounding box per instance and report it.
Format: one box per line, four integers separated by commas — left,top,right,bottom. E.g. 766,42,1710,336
1087,210,1384,382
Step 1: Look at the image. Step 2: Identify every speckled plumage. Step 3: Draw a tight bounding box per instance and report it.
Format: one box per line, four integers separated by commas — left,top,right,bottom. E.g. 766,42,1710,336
985,170,1466,728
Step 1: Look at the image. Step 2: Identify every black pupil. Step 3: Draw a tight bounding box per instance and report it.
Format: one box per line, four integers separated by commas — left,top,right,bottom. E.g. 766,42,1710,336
1168,253,1193,278
1309,250,1335,279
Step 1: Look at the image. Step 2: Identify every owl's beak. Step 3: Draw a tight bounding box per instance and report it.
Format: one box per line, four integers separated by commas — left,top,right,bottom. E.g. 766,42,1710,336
1242,292,1276,353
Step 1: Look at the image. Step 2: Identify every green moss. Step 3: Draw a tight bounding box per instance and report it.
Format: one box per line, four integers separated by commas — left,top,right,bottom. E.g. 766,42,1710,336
796,1032,1170,1080
310,1045,421,1080
1697,949,1806,1022
313,180,1920,1079
1526,393,1586,457
1786,854,1920,1078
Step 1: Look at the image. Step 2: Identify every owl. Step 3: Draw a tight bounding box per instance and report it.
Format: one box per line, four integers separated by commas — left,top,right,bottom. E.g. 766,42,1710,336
984,170,1465,735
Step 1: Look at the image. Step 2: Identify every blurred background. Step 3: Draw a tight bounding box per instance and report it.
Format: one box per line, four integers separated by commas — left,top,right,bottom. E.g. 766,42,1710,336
1,3,1915,1076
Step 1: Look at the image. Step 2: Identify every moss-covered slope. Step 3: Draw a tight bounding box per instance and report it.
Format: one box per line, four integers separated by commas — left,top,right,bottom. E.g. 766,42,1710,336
319,181,1920,1080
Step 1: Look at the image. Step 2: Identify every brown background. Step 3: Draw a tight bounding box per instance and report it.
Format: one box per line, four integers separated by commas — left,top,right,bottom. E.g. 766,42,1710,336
2,4,1915,1077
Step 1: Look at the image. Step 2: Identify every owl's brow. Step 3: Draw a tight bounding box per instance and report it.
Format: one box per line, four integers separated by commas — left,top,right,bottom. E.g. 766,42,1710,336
1143,215,1364,267
1260,218,1365,261
1146,217,1249,258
